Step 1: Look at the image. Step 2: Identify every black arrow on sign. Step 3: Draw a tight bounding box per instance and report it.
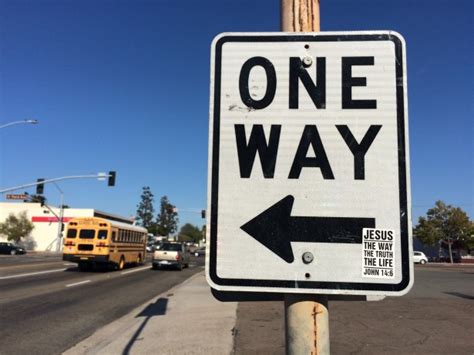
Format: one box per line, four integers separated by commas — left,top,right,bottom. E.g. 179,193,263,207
240,195,375,263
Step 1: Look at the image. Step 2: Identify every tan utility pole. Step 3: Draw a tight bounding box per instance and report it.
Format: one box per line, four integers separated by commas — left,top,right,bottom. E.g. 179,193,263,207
281,0,321,32
281,1,329,354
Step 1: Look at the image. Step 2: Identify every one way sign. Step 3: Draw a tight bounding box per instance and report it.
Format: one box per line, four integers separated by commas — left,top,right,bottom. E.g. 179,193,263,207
206,32,413,296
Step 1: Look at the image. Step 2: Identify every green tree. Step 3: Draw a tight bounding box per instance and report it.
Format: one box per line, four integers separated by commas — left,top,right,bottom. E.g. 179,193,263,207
156,196,179,236
414,201,473,263
178,223,203,243
0,211,35,243
136,186,155,230
177,234,193,243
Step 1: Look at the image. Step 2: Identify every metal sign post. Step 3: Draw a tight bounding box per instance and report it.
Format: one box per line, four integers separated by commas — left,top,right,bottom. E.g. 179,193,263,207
281,2,329,353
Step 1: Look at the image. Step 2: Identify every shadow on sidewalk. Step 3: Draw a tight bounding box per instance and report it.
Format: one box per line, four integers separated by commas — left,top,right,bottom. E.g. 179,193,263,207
444,292,474,300
122,297,169,355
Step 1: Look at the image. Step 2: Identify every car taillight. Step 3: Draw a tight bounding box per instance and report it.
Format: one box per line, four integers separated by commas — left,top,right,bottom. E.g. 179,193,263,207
176,254,181,261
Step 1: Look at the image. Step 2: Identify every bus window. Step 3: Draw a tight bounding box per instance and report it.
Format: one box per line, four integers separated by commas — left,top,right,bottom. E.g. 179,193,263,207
79,229,95,239
98,230,108,240
112,231,116,241
67,229,77,238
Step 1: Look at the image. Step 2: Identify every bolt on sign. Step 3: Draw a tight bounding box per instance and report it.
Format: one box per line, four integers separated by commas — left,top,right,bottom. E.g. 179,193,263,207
206,32,412,296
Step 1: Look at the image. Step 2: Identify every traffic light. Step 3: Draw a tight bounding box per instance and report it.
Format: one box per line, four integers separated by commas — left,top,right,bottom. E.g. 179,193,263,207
108,171,116,186
36,178,45,194
201,209,206,219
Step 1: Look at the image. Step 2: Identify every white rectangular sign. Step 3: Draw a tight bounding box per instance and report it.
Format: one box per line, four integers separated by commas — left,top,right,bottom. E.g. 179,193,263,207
206,32,412,295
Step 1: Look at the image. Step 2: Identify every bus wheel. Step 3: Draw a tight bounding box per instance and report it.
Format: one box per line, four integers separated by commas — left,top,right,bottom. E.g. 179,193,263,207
118,257,125,270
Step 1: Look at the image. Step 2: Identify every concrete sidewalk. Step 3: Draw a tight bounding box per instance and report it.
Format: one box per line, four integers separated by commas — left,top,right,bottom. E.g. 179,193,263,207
65,265,474,355
64,272,237,355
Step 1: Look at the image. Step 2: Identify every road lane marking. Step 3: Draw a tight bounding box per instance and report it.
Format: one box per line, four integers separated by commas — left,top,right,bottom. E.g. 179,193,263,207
66,280,91,287
63,263,76,266
120,266,151,275
0,268,67,280
0,261,67,270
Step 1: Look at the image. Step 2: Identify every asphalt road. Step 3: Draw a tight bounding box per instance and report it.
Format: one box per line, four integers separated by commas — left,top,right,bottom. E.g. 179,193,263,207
0,253,204,355
234,264,474,355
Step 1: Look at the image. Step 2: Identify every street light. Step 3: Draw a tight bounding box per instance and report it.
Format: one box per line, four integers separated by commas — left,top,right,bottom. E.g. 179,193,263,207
0,119,39,129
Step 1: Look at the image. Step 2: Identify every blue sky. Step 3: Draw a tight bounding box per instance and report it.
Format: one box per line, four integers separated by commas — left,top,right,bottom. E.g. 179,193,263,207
1,0,472,230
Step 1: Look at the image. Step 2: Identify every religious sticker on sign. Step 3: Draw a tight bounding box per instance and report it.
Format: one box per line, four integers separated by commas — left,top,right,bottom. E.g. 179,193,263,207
206,32,413,296
362,228,395,279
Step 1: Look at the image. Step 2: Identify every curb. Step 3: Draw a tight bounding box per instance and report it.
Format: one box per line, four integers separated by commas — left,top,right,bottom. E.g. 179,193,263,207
64,270,220,355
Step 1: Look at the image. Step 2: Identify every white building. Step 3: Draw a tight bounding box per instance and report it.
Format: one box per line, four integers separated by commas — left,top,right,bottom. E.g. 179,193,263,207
0,202,134,251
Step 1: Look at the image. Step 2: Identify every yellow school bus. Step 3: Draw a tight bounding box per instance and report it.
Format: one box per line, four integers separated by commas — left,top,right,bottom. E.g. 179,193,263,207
63,217,147,271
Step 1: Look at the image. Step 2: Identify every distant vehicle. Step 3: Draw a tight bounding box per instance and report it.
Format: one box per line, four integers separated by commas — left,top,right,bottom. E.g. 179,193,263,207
146,241,155,253
194,247,206,257
0,242,26,255
146,241,164,253
154,242,163,250
152,242,189,270
431,254,462,263
413,251,428,264
63,217,147,271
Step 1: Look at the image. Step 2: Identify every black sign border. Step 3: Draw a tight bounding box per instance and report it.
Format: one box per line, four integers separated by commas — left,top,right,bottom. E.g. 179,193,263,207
209,33,410,293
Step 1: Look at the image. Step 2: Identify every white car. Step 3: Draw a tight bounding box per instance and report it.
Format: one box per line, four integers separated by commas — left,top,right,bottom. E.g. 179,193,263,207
413,251,428,264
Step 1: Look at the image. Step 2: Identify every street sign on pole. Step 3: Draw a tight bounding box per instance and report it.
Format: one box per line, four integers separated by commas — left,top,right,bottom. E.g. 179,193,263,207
206,32,412,296
5,194,28,200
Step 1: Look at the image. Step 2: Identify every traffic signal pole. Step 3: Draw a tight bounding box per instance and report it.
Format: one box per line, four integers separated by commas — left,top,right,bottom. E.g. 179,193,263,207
0,172,115,194
1,172,116,252
281,1,330,354
52,183,65,253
